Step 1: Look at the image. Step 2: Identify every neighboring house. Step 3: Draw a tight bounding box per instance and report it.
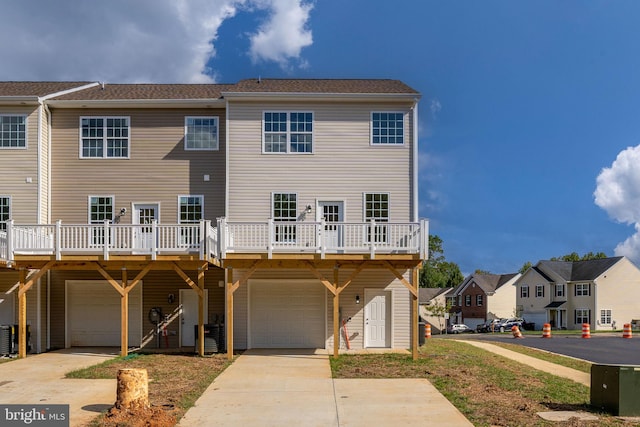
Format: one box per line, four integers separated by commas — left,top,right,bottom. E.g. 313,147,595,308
446,273,520,330
515,256,640,330
0,79,428,358
418,287,452,333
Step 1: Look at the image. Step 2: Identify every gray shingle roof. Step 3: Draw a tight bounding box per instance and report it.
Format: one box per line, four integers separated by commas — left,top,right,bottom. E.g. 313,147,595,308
0,82,95,97
537,257,623,281
49,83,234,101
229,78,419,94
419,287,451,304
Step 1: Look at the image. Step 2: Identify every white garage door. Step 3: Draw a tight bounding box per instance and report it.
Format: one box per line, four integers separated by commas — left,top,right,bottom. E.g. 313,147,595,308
67,281,142,347
250,280,325,348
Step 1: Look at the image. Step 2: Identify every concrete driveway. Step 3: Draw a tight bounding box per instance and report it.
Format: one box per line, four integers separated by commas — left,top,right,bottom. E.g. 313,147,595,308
178,349,472,427
0,348,117,427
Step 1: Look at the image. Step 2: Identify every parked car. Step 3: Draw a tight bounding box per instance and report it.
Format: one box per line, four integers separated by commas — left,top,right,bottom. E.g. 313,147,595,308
494,318,524,333
447,324,475,334
476,318,505,333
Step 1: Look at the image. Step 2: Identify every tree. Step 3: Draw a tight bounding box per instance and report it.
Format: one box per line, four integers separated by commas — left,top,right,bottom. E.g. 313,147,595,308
420,235,464,288
424,299,452,334
474,269,491,275
519,261,532,274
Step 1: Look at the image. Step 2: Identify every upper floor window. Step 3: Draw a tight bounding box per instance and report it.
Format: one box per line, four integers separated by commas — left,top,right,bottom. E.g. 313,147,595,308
457,295,462,306
185,117,218,150
535,285,545,298
555,284,565,298
364,193,389,243
263,112,313,153
520,285,529,298
476,294,483,306
0,196,10,231
464,295,471,306
81,117,129,158
575,283,590,297
273,193,297,242
371,112,404,145
0,115,26,148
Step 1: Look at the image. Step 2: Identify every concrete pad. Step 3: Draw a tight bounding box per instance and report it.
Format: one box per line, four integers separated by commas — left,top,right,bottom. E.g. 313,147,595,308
537,411,599,421
334,378,472,427
0,348,117,427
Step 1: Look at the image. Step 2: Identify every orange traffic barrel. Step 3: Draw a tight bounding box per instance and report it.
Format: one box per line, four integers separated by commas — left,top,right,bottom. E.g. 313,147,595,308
542,323,551,338
425,324,432,339
623,323,633,339
581,323,591,339
511,325,523,338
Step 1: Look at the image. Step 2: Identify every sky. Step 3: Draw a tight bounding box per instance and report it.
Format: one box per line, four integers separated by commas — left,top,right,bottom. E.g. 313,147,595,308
1,1,640,274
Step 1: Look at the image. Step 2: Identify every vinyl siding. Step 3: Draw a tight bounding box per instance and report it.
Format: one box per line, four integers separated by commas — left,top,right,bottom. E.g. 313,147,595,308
0,106,40,223
227,101,415,222
50,108,226,223
595,258,640,330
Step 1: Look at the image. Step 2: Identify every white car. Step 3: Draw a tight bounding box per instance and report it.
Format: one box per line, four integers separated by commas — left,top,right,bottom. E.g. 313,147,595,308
447,324,474,334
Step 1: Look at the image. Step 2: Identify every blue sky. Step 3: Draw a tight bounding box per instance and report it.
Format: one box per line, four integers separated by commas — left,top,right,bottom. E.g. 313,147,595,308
2,1,640,274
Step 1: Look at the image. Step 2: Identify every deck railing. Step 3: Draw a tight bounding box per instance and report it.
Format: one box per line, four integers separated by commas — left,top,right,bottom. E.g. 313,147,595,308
0,218,428,263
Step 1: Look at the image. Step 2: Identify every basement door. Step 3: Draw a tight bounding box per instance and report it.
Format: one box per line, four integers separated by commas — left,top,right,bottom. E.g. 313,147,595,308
180,289,209,347
133,203,159,250
364,289,391,348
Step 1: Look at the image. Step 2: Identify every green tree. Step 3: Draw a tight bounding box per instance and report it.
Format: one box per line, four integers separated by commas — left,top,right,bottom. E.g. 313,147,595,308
519,261,532,274
420,235,464,288
474,269,491,275
424,299,452,333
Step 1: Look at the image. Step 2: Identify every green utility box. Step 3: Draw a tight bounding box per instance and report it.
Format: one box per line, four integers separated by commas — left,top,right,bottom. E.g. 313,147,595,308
591,364,640,416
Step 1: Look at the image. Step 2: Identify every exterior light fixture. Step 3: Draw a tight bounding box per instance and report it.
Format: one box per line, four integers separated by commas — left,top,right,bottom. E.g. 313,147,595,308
305,205,312,214
356,295,360,304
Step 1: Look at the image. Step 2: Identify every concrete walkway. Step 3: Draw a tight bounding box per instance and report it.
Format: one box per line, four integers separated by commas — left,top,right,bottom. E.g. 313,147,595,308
178,349,473,427
0,348,117,427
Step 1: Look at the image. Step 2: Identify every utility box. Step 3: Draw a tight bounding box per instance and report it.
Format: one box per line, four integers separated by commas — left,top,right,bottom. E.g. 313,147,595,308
591,364,640,416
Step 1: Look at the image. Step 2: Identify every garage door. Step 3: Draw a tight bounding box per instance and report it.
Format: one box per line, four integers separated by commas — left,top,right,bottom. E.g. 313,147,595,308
67,281,142,347
250,280,325,348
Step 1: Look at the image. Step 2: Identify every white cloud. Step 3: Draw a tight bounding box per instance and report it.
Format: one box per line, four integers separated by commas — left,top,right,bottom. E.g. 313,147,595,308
430,99,442,119
0,0,313,83
248,0,313,68
594,144,640,263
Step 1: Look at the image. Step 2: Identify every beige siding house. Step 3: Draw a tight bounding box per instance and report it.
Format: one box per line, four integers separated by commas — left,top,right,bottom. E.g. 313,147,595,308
515,257,640,331
0,79,428,359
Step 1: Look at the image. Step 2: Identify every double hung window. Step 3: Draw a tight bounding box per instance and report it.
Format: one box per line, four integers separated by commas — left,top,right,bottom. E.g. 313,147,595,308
575,283,590,296
185,117,218,150
371,112,404,145
575,309,590,325
535,285,545,298
263,112,313,153
600,309,612,325
81,117,129,158
520,285,529,298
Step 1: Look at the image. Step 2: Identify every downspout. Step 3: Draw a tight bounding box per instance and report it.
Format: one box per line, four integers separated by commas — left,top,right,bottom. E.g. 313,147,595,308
225,98,230,217
37,101,42,224
46,270,50,350
36,279,41,353
44,104,52,224
411,99,419,222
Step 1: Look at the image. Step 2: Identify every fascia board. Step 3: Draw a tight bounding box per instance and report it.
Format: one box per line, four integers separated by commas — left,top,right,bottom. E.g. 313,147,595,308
45,99,227,109
222,91,420,103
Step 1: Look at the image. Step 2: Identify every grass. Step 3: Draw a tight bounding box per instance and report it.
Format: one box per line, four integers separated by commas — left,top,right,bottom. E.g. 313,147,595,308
331,340,635,426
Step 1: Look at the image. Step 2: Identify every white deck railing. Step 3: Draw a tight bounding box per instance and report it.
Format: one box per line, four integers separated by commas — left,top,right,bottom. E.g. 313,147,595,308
0,218,429,263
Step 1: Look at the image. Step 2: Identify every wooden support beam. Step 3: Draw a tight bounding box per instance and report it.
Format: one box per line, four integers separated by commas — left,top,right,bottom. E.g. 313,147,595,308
383,261,417,297
18,269,27,358
197,268,205,357
125,262,154,293
229,260,261,293
226,268,234,361
336,263,365,295
96,264,125,297
172,262,203,297
411,267,419,361
17,261,54,297
333,267,340,357
121,269,129,357
304,261,336,295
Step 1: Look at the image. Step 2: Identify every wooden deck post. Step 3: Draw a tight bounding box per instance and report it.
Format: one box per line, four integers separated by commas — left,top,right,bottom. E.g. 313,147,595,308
18,268,26,358
197,267,205,357
226,267,234,360
333,266,340,357
121,268,129,357
411,267,419,360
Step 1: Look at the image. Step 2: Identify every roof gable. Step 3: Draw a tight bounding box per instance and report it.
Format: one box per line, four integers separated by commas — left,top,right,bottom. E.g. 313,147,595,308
535,257,623,282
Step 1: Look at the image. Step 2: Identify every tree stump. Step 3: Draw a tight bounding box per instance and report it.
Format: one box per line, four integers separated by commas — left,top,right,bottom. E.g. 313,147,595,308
115,368,150,410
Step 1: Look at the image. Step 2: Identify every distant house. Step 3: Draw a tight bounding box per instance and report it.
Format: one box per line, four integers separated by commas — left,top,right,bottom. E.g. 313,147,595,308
446,273,520,330
515,256,640,330
418,287,452,333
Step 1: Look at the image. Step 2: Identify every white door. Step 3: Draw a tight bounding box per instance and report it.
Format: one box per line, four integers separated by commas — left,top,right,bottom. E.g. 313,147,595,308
250,280,325,348
133,204,159,250
180,289,209,346
318,201,343,250
364,289,391,348
67,281,142,347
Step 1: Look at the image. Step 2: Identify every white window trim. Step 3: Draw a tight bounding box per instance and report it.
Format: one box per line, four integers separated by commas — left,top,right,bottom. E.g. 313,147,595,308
87,195,115,223
362,192,390,222
575,308,590,324
535,285,544,298
556,283,565,298
370,111,405,146
575,283,590,297
79,116,131,159
262,111,314,154
0,114,27,149
0,195,11,230
177,195,205,223
600,309,612,325
184,117,219,151
521,285,529,298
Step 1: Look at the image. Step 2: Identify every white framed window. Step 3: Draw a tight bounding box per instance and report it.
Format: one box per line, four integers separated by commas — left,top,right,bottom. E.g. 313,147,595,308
476,294,483,306
371,112,404,145
535,285,545,298
185,117,218,150
520,285,529,298
80,117,130,158
364,193,389,243
272,192,297,242
263,112,313,153
0,115,26,148
178,195,203,245
575,283,590,297
464,295,471,306
575,308,590,325
89,196,114,245
457,295,462,306
0,196,10,231
555,284,565,298
600,309,612,325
